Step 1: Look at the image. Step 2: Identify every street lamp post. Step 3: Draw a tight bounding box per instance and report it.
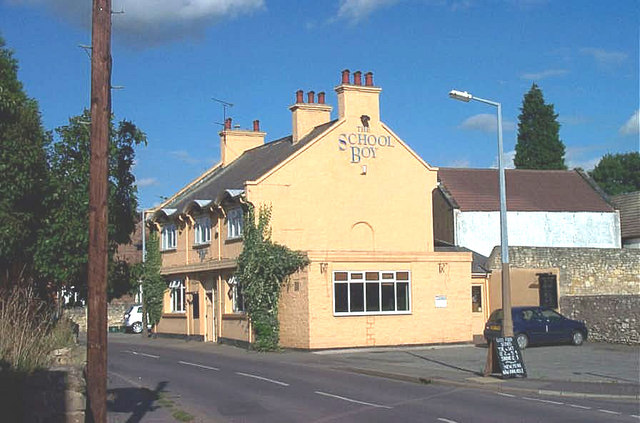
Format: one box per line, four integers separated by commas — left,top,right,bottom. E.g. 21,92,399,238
448,90,513,338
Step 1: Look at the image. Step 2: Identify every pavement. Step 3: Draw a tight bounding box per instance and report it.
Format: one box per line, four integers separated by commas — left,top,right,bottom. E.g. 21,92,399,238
108,334,640,402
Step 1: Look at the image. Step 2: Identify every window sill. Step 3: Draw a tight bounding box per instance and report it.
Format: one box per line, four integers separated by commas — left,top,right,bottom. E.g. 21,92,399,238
162,312,186,318
161,248,177,253
225,237,243,244
333,311,412,317
192,242,211,249
222,313,247,320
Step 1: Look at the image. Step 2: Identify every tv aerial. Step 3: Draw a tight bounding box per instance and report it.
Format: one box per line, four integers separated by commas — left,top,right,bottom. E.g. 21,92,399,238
212,97,234,126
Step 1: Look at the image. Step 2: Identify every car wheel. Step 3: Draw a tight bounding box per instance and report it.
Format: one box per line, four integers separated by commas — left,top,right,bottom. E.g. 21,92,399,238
515,333,529,350
572,331,584,346
132,322,143,334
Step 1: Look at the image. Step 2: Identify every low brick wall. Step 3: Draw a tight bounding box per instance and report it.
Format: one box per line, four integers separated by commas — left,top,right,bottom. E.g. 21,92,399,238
561,295,640,345
66,302,136,332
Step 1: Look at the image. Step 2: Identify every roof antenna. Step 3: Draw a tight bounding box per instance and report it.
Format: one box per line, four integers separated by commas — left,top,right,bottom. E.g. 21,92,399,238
212,97,234,126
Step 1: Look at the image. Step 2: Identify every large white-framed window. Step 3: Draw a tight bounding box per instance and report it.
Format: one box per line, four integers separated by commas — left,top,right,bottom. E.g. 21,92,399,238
229,276,245,313
169,280,185,313
227,208,243,240
193,216,211,245
161,224,177,250
333,271,411,316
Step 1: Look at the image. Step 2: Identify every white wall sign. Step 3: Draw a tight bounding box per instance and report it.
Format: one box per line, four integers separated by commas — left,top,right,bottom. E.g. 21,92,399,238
435,295,447,308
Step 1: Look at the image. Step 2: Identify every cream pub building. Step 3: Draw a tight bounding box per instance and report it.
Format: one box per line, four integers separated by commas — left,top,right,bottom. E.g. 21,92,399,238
149,70,476,349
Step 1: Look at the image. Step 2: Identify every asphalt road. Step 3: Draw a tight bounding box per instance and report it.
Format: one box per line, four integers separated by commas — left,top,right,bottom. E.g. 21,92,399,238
107,335,639,423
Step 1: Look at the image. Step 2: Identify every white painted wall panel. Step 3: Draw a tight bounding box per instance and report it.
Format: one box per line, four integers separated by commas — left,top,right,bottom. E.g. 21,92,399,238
455,211,621,256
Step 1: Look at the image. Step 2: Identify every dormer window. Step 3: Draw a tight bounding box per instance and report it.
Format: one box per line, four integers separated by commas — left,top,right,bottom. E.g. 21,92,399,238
194,216,211,245
227,208,243,240
161,224,177,250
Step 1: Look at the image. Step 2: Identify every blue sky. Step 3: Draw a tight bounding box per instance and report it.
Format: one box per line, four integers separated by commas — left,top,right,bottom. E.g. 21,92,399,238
1,0,638,209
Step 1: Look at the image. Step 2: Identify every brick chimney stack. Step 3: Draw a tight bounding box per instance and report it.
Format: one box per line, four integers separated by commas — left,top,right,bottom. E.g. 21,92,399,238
335,69,381,122
289,89,333,143
220,118,265,166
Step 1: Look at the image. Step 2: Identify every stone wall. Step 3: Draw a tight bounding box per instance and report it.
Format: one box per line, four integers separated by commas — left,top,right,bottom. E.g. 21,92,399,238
486,247,640,344
486,247,639,297
66,302,137,332
561,295,640,344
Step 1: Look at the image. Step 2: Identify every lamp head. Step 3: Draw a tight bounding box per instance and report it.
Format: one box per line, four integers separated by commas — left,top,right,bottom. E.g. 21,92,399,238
449,90,473,102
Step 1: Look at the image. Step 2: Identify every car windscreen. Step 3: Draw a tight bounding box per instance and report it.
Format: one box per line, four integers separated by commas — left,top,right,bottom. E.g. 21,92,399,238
488,309,503,322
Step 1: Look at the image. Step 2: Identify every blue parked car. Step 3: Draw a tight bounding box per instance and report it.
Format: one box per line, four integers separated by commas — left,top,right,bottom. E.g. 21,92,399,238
484,306,588,349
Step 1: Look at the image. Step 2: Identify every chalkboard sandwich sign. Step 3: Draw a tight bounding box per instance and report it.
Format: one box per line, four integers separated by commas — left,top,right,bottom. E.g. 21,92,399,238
494,336,527,378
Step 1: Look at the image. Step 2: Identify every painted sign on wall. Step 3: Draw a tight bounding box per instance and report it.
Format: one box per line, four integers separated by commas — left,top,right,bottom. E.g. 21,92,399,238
338,126,394,163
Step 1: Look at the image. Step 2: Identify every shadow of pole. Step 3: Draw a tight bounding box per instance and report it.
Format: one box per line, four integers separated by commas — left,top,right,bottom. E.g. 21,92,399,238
404,351,483,376
106,380,168,423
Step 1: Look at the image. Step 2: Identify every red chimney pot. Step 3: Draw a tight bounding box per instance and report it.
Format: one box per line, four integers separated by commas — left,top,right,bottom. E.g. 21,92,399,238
365,72,374,87
224,118,232,130
317,92,326,104
307,90,315,104
353,71,362,86
296,89,304,103
253,120,260,132
341,69,350,84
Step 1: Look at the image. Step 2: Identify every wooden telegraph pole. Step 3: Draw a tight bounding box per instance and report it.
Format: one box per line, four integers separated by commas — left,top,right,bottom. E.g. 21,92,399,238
87,0,111,421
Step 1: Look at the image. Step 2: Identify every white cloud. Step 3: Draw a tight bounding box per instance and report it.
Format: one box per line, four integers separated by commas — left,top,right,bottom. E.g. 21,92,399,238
459,113,515,133
619,110,639,136
559,115,588,126
580,47,628,67
490,150,515,169
7,0,264,46
137,177,159,187
446,158,471,168
566,156,600,171
520,69,568,80
336,0,401,22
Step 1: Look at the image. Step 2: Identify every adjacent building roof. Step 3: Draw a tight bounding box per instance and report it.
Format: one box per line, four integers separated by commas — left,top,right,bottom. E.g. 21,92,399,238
437,168,615,213
611,191,640,239
163,120,337,213
434,239,488,273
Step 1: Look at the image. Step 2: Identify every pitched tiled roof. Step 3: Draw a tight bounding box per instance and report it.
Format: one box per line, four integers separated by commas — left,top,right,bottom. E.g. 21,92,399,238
612,191,640,238
437,168,615,212
166,120,337,212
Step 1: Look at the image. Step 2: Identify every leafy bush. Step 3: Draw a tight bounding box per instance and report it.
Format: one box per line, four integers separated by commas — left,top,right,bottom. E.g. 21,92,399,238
235,205,309,351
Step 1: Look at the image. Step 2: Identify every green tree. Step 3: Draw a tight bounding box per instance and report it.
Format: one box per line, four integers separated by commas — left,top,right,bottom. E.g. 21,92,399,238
514,83,567,170
140,231,165,333
0,36,50,285
235,205,309,351
590,152,640,195
34,110,146,294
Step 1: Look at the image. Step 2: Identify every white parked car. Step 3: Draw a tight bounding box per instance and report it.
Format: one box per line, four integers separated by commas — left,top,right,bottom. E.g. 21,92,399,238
123,304,146,333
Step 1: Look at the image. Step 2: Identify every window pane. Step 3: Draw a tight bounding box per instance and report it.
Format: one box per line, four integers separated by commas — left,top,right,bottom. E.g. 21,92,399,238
334,283,348,313
365,283,380,312
472,286,482,312
351,273,363,280
381,282,395,311
192,293,200,318
396,271,409,281
350,283,364,312
396,282,409,311
381,272,394,280
334,272,348,281
365,272,379,281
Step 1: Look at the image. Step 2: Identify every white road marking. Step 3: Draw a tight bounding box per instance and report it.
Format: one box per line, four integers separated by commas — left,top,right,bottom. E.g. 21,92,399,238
178,361,219,371
598,409,621,415
567,404,591,410
497,393,516,398
437,418,458,423
235,372,289,386
630,414,640,419
522,397,563,405
126,350,159,359
314,391,392,409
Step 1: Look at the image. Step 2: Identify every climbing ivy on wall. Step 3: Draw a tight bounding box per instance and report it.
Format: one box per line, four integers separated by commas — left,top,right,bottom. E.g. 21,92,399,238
235,204,309,351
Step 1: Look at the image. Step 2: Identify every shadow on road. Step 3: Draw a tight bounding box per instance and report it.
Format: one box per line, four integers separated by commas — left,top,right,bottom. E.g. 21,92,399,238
107,380,168,423
404,351,483,376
